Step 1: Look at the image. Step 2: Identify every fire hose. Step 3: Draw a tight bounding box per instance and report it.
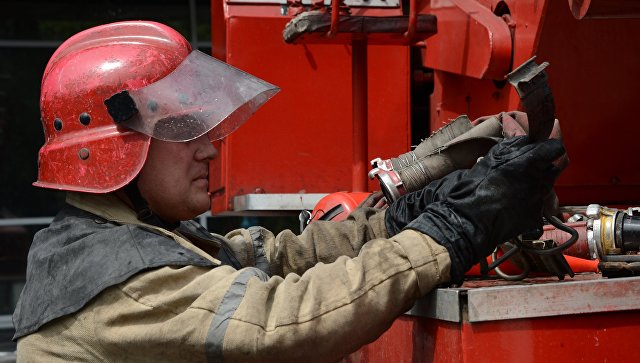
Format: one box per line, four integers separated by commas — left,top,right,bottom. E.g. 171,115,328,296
369,56,555,203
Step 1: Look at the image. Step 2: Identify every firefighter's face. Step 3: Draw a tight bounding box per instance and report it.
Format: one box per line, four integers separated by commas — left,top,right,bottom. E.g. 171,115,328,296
137,134,218,222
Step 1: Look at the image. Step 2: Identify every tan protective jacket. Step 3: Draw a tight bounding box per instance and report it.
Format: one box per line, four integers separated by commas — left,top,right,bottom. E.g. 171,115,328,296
17,193,451,362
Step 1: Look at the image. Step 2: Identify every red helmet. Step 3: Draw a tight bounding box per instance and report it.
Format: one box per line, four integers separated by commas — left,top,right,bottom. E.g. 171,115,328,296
311,192,372,222
36,21,278,193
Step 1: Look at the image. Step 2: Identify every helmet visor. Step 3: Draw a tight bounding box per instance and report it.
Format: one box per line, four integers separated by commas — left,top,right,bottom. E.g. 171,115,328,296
115,50,279,141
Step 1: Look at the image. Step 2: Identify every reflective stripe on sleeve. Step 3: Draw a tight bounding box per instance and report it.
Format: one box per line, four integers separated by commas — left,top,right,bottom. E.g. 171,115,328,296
206,268,269,362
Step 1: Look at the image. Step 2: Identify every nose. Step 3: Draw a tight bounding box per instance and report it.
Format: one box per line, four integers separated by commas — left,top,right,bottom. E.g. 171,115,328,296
194,135,218,161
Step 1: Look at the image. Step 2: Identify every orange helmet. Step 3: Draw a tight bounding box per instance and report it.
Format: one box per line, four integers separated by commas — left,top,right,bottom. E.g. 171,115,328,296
36,21,278,193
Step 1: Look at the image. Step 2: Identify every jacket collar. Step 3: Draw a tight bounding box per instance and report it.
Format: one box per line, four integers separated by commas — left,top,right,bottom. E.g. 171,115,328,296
66,192,142,225
66,192,222,265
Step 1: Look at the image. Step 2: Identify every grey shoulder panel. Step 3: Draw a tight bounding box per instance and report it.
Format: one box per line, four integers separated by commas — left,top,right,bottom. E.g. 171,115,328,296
205,268,269,362
12,205,215,340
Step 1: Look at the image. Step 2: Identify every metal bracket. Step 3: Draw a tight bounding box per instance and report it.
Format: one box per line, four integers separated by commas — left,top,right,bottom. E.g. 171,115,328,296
506,56,556,143
233,193,328,211
407,275,640,323
423,0,513,79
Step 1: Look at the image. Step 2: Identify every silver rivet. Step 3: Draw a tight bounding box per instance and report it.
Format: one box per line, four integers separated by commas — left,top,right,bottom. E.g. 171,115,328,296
78,148,90,160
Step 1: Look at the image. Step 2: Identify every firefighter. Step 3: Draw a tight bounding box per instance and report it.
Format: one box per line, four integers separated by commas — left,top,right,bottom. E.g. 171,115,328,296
13,21,564,362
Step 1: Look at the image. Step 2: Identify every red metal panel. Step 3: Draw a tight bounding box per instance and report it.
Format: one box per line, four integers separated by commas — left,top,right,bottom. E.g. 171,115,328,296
344,316,416,363
349,311,640,362
227,16,351,197
367,44,412,192
350,275,640,361
430,70,512,127
459,311,640,362
536,0,640,204
344,316,464,363
210,3,411,212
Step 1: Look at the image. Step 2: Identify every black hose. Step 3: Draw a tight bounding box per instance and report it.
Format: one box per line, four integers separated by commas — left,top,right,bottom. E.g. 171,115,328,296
621,214,640,252
518,213,579,255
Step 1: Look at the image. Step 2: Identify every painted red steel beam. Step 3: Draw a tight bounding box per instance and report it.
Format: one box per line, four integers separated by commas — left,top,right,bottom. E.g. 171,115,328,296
328,0,341,37
404,0,417,39
352,39,369,192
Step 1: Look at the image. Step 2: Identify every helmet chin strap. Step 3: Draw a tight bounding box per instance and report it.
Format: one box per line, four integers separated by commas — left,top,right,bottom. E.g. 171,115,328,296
123,178,180,231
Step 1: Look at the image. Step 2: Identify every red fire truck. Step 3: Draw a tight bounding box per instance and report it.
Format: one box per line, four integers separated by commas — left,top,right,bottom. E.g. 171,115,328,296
210,0,640,361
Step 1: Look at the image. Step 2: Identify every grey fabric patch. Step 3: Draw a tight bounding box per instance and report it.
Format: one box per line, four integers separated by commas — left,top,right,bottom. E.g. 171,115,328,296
247,226,271,275
12,204,215,340
206,268,268,362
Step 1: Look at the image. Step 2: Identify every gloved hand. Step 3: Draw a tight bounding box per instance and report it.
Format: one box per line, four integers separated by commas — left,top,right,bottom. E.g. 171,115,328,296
385,169,468,236
405,136,565,284
358,191,389,209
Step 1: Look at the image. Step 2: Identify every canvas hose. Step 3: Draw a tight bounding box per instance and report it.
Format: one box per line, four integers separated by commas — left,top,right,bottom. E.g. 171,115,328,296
393,116,503,193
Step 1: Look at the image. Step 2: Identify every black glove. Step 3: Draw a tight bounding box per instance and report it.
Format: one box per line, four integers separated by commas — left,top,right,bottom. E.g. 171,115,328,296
384,169,468,236
405,136,565,284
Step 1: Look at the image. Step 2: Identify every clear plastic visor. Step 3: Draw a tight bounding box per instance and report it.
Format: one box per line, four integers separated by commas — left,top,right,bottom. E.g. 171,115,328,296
120,50,280,141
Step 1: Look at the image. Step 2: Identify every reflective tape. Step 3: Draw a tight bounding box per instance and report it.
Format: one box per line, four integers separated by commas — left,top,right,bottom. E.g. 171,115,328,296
206,268,269,362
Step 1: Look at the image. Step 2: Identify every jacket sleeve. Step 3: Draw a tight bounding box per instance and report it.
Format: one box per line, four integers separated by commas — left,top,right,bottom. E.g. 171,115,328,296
19,228,450,363
224,207,389,277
